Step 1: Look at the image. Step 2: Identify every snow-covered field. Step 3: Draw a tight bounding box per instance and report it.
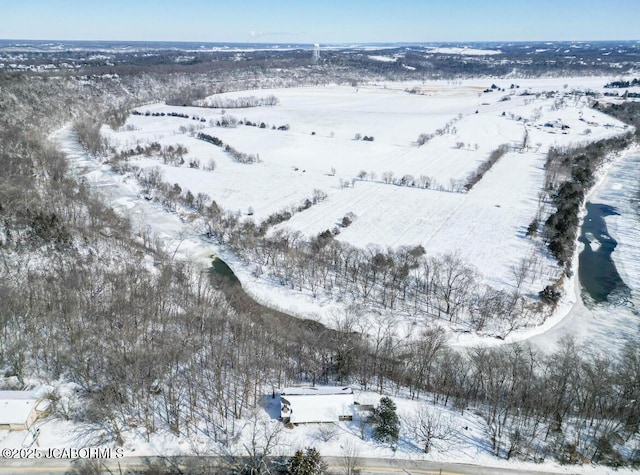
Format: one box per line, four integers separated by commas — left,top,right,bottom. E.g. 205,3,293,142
17,81,637,473
101,79,629,319
427,46,503,55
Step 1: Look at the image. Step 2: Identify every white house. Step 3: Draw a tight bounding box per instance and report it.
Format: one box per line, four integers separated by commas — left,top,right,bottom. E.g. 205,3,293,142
279,386,354,424
0,389,49,431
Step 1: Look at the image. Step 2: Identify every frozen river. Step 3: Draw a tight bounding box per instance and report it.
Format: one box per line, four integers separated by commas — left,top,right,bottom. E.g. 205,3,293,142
530,148,640,352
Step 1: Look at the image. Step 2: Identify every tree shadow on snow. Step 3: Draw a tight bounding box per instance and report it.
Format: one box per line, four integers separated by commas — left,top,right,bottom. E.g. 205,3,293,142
258,393,282,421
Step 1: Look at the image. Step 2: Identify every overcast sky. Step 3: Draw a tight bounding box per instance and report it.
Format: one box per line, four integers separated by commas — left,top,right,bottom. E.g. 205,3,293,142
1,0,638,44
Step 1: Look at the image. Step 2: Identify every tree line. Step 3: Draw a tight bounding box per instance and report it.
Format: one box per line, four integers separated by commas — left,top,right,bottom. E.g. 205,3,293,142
179,194,540,337
197,132,260,164
541,133,634,270
199,94,280,109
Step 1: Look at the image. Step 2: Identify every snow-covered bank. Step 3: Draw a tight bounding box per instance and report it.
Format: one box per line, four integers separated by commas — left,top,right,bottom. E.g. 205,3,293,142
52,126,217,271
528,146,640,352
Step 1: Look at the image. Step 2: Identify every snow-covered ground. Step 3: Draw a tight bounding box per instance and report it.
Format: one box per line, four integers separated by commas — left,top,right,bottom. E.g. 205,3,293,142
99,79,630,336
368,54,399,62
52,127,217,271
9,81,635,473
1,387,637,475
427,46,503,55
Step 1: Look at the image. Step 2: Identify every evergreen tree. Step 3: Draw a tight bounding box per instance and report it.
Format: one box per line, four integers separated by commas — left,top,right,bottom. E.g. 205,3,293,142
371,397,400,444
287,447,327,475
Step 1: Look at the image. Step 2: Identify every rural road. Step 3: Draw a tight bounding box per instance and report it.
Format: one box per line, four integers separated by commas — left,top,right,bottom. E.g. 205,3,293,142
0,455,585,474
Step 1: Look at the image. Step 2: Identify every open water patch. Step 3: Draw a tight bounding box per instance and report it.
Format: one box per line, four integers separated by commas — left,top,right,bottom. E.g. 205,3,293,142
578,202,631,304
210,256,241,285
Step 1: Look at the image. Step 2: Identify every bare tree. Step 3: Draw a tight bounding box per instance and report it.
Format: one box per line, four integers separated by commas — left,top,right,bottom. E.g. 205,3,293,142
418,175,432,189
315,424,338,443
436,253,475,321
234,411,284,474
409,405,455,453
511,258,532,292
340,439,361,475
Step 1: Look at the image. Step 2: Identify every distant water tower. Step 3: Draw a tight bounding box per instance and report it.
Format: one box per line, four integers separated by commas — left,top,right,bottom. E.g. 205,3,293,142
312,43,320,62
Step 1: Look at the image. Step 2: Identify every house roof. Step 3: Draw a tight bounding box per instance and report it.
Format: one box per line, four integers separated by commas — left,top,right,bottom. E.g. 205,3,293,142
0,390,39,425
280,386,354,423
280,386,353,396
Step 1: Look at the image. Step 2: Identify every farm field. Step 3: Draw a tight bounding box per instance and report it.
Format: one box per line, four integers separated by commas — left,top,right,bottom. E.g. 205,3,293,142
101,78,630,334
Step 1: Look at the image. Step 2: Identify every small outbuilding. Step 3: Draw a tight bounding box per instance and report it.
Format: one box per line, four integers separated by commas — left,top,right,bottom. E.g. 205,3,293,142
0,390,49,431
279,386,354,424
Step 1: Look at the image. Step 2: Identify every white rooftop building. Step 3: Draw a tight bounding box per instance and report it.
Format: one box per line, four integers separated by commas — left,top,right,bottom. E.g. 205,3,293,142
279,386,354,424
0,389,49,431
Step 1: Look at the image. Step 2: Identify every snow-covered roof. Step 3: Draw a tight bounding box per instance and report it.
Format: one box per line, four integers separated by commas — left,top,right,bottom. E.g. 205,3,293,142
280,386,354,423
0,390,39,425
281,386,353,396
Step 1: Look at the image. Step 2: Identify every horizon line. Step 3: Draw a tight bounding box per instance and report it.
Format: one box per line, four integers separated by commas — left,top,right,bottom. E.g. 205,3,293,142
1,38,639,46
